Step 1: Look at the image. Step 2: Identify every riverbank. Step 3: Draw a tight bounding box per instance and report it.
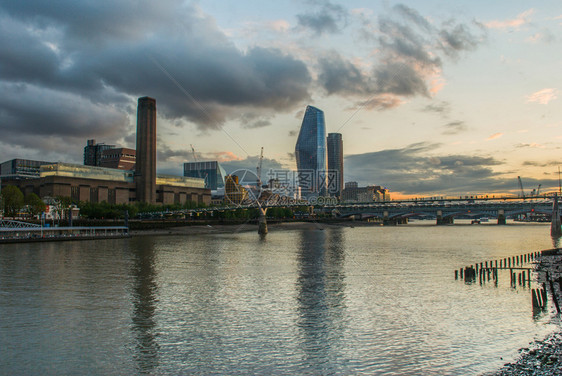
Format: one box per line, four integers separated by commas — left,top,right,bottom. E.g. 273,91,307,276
489,250,562,375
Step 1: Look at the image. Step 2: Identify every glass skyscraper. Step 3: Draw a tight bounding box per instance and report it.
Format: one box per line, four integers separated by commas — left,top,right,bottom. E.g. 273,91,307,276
327,133,343,199
183,161,226,190
295,105,327,197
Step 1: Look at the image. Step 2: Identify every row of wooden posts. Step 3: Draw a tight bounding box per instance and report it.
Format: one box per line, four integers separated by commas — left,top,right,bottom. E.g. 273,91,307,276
456,251,562,315
454,251,540,286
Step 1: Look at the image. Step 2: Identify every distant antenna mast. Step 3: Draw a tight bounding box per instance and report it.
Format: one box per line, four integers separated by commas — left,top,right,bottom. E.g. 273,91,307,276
257,147,264,188
559,166,561,194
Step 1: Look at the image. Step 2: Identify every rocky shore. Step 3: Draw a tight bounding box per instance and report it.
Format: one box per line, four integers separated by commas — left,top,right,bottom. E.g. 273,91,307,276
489,250,562,375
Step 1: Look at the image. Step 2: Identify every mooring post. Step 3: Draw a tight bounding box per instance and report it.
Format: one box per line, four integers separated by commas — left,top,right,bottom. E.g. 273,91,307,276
532,289,540,309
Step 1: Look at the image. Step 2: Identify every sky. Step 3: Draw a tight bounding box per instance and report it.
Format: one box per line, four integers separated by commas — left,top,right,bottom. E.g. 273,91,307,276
0,0,561,198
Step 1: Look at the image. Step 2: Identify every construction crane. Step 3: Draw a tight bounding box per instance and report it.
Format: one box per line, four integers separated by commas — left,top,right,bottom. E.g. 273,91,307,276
517,176,525,199
256,147,264,188
190,144,208,186
190,144,198,162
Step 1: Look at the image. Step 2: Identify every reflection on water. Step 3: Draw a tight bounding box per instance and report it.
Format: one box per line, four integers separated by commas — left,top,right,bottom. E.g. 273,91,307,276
0,222,559,375
130,237,159,374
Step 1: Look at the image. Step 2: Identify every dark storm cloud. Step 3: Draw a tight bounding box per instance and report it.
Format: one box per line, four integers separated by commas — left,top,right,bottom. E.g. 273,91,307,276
156,144,192,163
442,121,468,135
438,23,480,58
238,112,273,129
0,0,312,156
296,0,348,35
317,4,484,107
317,52,373,96
0,82,128,154
344,142,514,195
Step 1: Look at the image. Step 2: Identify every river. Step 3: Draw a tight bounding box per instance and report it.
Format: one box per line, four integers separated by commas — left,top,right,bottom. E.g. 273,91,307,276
0,220,559,375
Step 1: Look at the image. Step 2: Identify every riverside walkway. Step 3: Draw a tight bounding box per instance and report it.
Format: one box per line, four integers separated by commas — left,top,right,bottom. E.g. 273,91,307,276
0,220,129,243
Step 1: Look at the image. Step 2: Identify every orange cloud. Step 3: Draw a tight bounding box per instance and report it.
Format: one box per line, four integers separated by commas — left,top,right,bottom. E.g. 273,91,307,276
207,151,243,162
486,133,503,141
526,88,558,105
485,9,534,29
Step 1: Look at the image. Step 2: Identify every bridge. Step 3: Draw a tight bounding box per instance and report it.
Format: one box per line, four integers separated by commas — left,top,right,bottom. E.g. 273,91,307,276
323,198,556,225
139,196,560,227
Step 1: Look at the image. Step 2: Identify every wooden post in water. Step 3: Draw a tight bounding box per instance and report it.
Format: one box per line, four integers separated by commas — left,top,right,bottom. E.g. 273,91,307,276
532,289,541,309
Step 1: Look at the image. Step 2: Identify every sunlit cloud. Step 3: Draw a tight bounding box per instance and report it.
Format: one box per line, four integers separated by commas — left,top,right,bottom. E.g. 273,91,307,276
485,9,534,29
486,133,503,141
526,88,558,105
516,142,545,149
206,151,243,162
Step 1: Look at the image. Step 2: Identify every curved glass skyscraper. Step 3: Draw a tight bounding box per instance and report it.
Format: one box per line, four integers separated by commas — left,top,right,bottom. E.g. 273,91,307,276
295,105,327,197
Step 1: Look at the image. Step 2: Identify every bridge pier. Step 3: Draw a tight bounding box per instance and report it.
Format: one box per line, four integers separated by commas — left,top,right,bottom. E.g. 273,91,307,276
258,207,268,235
383,217,408,225
497,209,506,225
436,210,453,225
436,216,453,225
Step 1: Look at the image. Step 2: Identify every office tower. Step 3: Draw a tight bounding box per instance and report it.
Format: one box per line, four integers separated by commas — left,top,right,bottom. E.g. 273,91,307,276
84,139,115,166
135,97,157,204
295,105,327,197
327,133,343,199
184,161,226,190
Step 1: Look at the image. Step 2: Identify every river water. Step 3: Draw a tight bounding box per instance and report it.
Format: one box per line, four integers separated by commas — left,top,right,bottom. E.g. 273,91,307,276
0,221,560,375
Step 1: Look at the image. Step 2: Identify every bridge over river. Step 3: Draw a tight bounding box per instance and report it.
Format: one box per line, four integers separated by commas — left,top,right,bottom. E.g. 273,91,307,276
323,197,557,225
141,196,561,227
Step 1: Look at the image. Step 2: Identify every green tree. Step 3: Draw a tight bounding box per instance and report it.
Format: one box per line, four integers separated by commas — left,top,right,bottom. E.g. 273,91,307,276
25,193,47,217
1,185,24,217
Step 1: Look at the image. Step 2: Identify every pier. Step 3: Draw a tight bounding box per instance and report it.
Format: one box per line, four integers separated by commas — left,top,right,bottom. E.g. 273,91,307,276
0,224,129,243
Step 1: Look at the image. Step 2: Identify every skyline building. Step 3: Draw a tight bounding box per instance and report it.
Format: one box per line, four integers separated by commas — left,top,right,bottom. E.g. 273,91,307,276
84,139,115,166
183,161,226,191
0,159,54,182
99,148,136,171
135,96,157,204
327,133,343,199
295,105,327,197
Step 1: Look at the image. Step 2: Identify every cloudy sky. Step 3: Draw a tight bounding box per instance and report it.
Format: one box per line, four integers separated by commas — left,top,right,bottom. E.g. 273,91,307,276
1,0,561,198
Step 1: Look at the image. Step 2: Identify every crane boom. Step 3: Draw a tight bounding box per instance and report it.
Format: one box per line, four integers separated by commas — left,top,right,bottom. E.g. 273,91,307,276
190,144,197,162
517,176,525,198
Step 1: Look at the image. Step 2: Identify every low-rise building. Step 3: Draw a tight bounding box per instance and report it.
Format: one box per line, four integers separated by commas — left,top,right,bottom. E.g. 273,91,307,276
15,162,210,205
342,182,390,202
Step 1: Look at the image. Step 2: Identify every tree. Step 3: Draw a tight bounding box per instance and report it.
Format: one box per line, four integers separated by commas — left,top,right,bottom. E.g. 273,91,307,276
1,185,24,217
25,193,47,218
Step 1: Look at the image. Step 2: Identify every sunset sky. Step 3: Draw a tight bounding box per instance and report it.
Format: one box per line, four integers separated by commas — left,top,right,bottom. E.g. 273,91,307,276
0,0,561,197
